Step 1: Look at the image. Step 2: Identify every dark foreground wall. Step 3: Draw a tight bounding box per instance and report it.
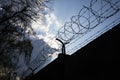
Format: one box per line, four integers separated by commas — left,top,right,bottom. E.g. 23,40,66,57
25,24,120,80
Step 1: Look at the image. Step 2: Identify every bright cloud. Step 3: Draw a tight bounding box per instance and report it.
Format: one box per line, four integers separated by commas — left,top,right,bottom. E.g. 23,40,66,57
32,12,61,35
31,11,62,49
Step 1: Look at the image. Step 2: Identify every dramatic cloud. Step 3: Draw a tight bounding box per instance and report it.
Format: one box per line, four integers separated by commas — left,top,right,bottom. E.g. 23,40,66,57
32,12,61,34
32,11,62,49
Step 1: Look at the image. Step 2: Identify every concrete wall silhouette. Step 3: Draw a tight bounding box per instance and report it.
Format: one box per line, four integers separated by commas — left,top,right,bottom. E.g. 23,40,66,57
25,23,120,80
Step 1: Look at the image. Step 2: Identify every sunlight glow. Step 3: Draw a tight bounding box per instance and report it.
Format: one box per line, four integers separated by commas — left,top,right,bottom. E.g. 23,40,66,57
31,11,62,51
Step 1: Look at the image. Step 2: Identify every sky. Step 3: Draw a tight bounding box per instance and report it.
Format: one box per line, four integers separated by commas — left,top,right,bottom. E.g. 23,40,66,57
32,0,120,56
32,0,89,37
53,0,88,24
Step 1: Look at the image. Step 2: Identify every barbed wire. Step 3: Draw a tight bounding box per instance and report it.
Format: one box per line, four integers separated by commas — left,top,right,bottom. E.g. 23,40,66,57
56,0,120,43
66,17,120,54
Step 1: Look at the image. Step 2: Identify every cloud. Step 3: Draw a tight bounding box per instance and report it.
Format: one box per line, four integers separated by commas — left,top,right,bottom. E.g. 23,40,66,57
31,11,62,49
32,12,61,35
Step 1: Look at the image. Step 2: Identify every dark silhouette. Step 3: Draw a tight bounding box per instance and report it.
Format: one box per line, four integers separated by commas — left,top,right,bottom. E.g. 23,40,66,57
24,23,120,80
